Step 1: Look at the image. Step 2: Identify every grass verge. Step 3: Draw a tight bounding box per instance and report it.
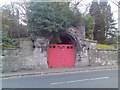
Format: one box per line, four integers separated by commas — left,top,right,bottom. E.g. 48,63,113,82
97,44,116,50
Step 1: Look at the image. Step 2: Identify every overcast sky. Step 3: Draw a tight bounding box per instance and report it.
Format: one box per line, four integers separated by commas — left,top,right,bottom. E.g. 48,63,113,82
0,0,119,28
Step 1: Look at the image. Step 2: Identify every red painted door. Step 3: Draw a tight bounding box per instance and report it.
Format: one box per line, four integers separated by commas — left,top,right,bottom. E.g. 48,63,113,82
48,44,74,67
64,45,74,67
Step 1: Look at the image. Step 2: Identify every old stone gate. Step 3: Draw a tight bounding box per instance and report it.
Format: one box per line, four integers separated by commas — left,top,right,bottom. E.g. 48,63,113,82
1,26,118,72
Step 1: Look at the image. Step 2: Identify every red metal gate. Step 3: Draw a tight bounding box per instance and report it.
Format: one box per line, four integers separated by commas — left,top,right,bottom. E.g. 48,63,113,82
48,44,74,67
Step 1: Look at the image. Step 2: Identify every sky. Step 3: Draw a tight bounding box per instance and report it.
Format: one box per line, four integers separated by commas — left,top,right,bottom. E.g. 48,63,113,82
0,0,119,28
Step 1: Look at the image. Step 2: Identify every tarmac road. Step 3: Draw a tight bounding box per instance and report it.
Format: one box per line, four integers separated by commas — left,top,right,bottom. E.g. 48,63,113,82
2,69,118,88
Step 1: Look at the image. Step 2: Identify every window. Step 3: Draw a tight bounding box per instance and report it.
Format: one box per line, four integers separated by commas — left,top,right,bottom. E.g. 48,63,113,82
70,46,73,49
53,46,56,48
49,46,53,48
67,46,70,49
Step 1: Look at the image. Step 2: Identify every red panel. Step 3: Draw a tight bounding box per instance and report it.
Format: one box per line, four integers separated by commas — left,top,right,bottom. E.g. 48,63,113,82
48,44,57,67
65,45,74,67
48,44,74,67
57,45,65,67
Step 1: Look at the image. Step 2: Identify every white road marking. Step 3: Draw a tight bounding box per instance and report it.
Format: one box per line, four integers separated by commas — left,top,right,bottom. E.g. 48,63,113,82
50,77,109,85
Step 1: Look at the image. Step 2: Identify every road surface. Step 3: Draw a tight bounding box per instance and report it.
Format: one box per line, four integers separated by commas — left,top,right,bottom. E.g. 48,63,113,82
2,69,118,88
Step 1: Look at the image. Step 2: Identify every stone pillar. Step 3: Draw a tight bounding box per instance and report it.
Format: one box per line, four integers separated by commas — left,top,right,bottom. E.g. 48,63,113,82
20,40,33,56
33,37,48,69
79,26,86,39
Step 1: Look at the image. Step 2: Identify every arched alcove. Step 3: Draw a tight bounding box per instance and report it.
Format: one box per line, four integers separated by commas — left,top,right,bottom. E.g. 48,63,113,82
49,33,78,48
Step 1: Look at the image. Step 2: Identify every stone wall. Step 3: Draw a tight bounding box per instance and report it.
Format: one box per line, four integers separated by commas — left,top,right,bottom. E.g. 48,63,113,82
2,48,25,72
118,43,120,64
1,38,48,73
74,37,118,67
1,27,118,73
75,39,98,66
97,49,118,65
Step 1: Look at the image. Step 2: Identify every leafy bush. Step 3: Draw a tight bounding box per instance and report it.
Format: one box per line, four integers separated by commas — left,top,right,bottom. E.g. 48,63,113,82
2,31,19,48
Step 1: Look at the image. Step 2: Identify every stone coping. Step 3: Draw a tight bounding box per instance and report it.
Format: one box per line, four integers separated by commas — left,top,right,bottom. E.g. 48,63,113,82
14,38,31,41
84,39,97,43
2,47,21,50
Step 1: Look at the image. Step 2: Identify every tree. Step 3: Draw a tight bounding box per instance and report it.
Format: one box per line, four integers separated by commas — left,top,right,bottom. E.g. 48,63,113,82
84,14,94,39
1,4,27,47
1,5,19,47
2,3,28,38
27,2,79,41
2,5,16,37
89,0,117,44
89,1,106,43
99,1,117,37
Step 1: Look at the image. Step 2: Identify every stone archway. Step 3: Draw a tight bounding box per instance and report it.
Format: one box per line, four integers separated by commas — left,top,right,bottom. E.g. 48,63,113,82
32,26,89,69
48,27,81,67
49,26,81,49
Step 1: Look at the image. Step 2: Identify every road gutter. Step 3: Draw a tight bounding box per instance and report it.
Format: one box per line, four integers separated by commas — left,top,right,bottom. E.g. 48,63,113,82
0,66,118,79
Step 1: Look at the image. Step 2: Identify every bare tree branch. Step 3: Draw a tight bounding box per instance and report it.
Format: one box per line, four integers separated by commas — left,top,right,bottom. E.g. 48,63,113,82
109,0,120,8
82,3,91,15
74,0,83,9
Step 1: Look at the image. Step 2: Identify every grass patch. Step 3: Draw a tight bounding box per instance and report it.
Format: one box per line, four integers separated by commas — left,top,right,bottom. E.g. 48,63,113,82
97,44,116,49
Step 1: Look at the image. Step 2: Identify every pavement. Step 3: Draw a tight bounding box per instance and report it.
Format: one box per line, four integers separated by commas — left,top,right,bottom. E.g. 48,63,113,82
0,65,118,79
